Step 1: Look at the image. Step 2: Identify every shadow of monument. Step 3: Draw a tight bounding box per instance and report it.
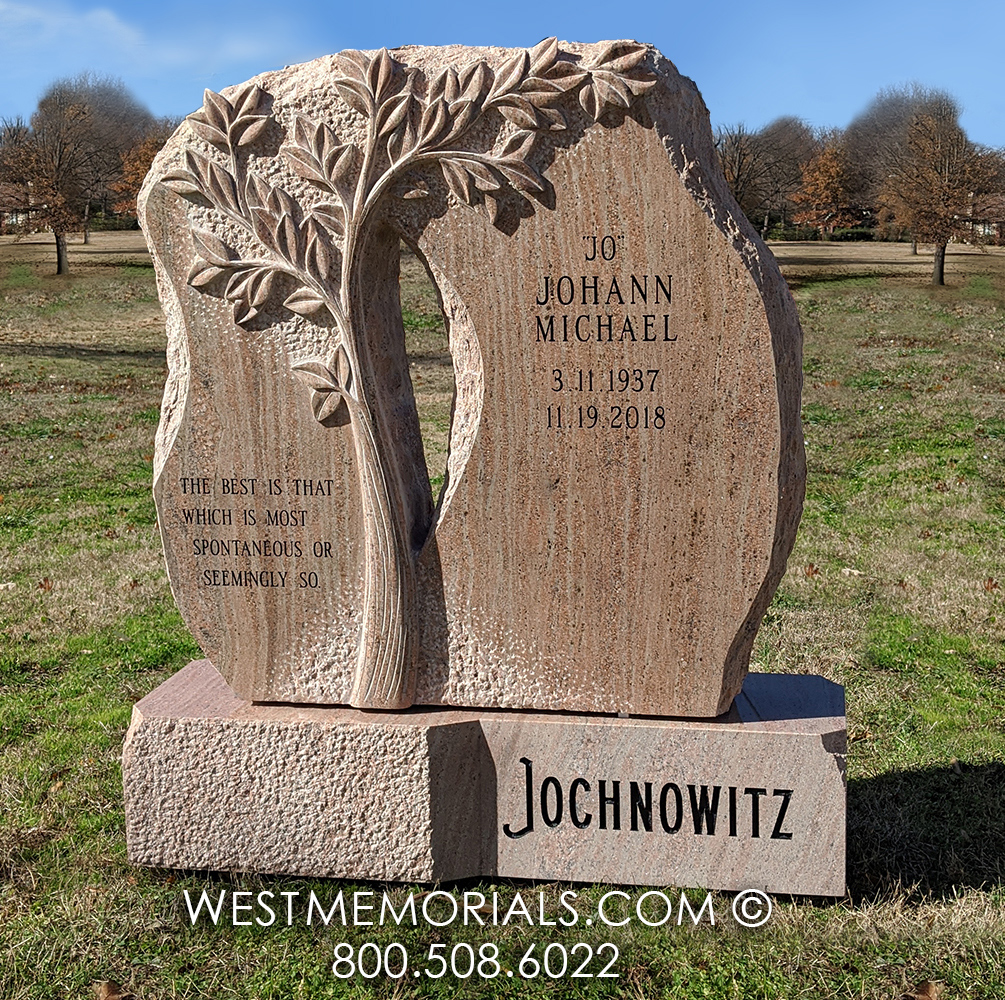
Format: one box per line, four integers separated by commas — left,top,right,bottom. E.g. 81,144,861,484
427,722,498,880
4,341,166,365
847,761,1005,901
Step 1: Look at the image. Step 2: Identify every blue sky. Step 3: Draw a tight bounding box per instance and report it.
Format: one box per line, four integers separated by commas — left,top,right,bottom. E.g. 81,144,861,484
1,0,1002,146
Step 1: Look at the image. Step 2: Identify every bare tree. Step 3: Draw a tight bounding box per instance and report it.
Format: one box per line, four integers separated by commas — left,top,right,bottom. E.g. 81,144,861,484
0,75,152,271
716,117,818,235
879,95,999,284
755,117,818,234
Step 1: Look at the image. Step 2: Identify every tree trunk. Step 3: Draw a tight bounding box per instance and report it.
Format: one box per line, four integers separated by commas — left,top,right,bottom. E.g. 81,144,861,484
82,201,91,245
932,242,947,285
911,238,918,255
343,224,435,709
54,230,69,275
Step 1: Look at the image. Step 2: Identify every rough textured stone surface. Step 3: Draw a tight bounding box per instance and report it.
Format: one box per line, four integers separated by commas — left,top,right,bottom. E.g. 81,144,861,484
124,661,844,895
142,40,804,715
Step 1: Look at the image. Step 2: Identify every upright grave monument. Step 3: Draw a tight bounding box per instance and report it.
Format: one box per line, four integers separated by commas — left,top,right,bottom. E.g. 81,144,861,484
124,39,845,895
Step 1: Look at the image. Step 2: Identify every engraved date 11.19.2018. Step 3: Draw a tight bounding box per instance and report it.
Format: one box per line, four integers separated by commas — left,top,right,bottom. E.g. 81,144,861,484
546,367,666,431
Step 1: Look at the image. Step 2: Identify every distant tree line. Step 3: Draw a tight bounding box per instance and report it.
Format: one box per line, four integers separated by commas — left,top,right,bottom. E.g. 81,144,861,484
716,85,1005,284
2,74,1003,285
0,74,174,273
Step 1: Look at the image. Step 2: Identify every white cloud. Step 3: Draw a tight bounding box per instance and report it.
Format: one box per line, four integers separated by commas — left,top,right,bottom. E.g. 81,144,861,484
0,1,300,118
0,2,144,51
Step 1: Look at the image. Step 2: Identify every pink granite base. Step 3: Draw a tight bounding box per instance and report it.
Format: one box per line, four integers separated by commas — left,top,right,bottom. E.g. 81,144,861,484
123,660,845,895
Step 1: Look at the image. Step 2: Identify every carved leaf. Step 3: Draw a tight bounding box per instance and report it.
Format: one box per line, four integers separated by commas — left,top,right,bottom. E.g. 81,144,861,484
484,194,501,225
304,219,332,277
187,118,229,149
459,60,490,102
497,100,539,131
313,389,348,423
456,158,500,191
292,358,339,391
368,48,397,104
445,99,478,137
578,83,601,122
536,107,566,131
161,170,203,198
244,173,271,210
191,229,232,267
377,91,412,137
496,96,566,131
293,116,314,150
284,288,328,317
283,144,331,187
312,202,345,235
225,268,254,300
444,67,461,104
335,79,371,117
336,50,370,82
188,260,226,287
591,41,648,74
624,75,657,97
225,268,260,324
185,150,240,214
580,71,635,120
595,71,633,108
274,213,300,266
488,51,529,103
234,84,268,118
323,141,351,180
233,302,259,325
248,269,275,308
249,206,274,245
418,98,450,148
529,37,559,77
494,157,545,194
206,161,241,212
335,344,354,394
234,115,270,147
427,68,448,104
544,60,589,91
440,158,477,205
499,130,535,159
203,89,235,131
267,186,298,220
330,145,360,205
518,77,565,104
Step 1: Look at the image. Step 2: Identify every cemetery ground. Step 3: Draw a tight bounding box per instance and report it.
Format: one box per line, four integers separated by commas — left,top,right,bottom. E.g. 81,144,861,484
1,231,1004,998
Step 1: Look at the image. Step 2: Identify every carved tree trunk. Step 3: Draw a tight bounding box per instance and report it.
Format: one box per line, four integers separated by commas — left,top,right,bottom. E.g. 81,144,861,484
343,224,433,708
345,400,416,707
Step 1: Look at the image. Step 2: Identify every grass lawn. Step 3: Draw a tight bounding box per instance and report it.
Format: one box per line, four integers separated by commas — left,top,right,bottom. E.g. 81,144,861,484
1,232,1004,997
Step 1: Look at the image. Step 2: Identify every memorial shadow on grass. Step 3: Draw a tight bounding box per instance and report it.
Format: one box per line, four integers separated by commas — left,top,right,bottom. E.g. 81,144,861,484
847,761,1005,901
3,341,166,365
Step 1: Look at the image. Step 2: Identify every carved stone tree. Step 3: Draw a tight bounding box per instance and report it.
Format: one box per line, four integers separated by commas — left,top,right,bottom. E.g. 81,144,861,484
155,39,654,708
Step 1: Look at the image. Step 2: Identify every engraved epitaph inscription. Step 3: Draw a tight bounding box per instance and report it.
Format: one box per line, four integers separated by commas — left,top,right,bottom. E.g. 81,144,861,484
142,40,804,715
